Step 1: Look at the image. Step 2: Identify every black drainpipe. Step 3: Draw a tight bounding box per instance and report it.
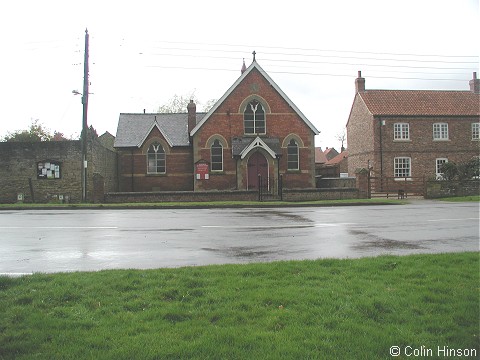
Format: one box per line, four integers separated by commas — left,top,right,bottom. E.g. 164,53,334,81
379,117,384,191
131,148,134,192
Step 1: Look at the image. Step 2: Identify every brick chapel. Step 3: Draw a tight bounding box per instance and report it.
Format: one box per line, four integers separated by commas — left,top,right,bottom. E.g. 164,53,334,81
114,58,320,193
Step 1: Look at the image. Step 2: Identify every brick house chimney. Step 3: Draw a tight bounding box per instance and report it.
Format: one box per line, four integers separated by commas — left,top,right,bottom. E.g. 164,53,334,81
469,72,479,94
187,100,196,134
355,71,365,93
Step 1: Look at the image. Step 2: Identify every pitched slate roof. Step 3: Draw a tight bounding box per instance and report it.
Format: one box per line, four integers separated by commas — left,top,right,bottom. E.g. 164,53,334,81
191,61,320,136
114,113,206,148
359,90,480,116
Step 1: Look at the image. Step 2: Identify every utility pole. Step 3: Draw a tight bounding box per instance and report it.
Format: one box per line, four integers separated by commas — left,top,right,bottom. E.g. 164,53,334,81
81,29,89,202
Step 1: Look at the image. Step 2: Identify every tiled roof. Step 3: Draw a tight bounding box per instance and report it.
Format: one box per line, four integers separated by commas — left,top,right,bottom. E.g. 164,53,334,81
323,147,339,161
114,113,206,148
326,151,348,165
315,147,327,164
359,90,480,116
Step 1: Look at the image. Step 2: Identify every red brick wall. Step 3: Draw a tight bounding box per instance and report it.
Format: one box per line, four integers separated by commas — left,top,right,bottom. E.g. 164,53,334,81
193,67,316,190
377,116,479,178
347,95,376,176
117,127,193,192
347,95,480,179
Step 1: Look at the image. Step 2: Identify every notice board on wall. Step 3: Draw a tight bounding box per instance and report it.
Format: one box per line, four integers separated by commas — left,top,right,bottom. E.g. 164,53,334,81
37,160,61,179
195,161,209,180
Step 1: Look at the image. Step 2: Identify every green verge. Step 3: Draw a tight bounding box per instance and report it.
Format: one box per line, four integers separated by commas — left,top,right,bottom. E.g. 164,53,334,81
439,195,480,202
1,252,478,359
0,198,404,209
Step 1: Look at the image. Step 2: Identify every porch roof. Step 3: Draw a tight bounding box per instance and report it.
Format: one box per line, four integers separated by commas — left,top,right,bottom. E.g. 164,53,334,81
232,137,281,159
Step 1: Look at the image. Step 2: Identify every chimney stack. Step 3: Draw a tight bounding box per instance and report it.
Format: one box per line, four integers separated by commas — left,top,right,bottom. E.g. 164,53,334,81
355,71,365,93
469,72,479,94
187,100,197,134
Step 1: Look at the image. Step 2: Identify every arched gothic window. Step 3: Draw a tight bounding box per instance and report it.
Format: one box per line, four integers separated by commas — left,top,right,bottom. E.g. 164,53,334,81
287,139,299,170
147,142,166,174
211,139,223,171
244,99,265,135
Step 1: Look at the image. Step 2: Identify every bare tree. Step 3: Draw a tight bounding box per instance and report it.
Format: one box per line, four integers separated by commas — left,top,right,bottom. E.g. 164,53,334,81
157,90,216,113
335,129,347,151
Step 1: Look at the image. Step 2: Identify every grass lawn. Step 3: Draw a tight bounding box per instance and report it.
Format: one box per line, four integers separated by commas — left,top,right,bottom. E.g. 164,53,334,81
1,252,478,359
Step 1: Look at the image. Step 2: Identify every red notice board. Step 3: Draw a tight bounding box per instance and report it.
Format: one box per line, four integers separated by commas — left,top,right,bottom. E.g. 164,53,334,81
195,162,209,180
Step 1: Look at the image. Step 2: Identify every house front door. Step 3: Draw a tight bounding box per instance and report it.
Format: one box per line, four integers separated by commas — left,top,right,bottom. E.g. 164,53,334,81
247,152,268,189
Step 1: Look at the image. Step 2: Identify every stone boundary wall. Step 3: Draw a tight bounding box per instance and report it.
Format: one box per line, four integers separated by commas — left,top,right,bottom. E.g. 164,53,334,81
283,188,358,201
316,177,356,189
425,180,480,198
0,138,117,204
0,141,83,203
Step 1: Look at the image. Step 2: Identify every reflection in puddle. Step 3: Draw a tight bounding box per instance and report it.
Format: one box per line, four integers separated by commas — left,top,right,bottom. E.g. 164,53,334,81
201,246,281,259
349,229,425,250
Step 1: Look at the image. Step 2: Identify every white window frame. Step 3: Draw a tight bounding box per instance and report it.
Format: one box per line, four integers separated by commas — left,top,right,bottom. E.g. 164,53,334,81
244,100,266,135
147,143,166,174
287,139,299,171
210,139,223,172
472,123,480,140
394,123,410,140
433,123,449,140
436,158,448,180
394,157,411,178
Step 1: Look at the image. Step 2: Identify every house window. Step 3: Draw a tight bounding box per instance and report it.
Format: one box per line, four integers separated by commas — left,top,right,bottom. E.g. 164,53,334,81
287,139,299,170
433,123,448,140
394,157,411,178
436,158,448,179
472,123,480,140
211,139,223,171
394,123,410,140
244,99,266,135
147,142,166,174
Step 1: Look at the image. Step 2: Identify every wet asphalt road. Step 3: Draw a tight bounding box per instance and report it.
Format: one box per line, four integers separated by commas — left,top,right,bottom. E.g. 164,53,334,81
0,200,478,274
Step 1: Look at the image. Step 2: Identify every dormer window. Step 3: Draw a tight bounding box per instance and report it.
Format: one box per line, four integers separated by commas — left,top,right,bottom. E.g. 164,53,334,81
244,99,265,135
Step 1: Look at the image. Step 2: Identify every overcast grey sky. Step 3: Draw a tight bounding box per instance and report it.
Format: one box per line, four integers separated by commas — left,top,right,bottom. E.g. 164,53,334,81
1,0,478,148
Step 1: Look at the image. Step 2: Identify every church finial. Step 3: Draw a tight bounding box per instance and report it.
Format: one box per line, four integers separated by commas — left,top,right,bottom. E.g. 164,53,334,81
241,58,247,74
252,50,256,62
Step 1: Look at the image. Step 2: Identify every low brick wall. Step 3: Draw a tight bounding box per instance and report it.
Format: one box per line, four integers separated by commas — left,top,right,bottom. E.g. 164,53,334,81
425,180,480,199
105,190,258,203
105,187,359,203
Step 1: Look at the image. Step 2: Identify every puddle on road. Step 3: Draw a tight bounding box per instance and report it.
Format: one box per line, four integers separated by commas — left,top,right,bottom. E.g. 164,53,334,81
233,209,313,223
120,228,194,232
349,229,425,250
202,246,280,258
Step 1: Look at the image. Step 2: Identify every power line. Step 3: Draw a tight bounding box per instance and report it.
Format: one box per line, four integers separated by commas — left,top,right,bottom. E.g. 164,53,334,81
146,39,479,60
139,51,477,71
144,64,472,82
138,45,478,65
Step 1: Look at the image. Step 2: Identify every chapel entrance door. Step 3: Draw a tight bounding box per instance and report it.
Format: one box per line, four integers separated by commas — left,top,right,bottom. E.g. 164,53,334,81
247,152,268,190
